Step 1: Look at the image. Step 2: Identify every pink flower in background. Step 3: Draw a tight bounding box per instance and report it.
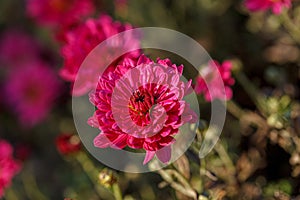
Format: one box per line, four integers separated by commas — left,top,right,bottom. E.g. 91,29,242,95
195,60,235,102
60,14,140,96
4,63,61,127
0,30,39,68
89,54,197,164
26,0,94,27
0,140,21,198
245,0,291,14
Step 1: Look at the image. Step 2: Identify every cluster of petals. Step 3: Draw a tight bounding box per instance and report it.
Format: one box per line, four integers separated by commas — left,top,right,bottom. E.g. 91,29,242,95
0,140,21,198
245,0,291,14
195,60,235,102
89,54,198,164
60,14,140,96
26,0,94,27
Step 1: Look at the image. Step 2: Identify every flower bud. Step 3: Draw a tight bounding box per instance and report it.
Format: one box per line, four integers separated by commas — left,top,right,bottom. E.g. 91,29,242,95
98,168,117,188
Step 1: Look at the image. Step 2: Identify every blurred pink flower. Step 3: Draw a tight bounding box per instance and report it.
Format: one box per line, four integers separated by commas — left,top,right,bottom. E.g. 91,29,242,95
0,30,39,68
0,140,21,198
4,63,61,127
26,0,94,27
60,14,140,96
195,60,235,102
89,54,197,164
245,0,291,14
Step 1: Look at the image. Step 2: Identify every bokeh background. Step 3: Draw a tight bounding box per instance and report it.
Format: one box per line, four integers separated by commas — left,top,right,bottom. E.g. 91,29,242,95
0,0,299,199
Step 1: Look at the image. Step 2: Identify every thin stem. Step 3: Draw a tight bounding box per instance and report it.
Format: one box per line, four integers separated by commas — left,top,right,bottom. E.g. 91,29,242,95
233,70,266,115
165,169,191,190
112,183,123,200
198,126,206,194
226,100,245,119
75,152,105,199
4,187,19,200
199,157,206,194
191,134,217,184
157,169,197,199
280,11,300,44
199,168,217,182
75,152,120,200
214,142,236,185
21,170,49,200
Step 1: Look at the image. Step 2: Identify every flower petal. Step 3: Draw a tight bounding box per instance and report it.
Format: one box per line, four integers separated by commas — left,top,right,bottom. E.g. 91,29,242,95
143,151,155,165
93,133,111,148
156,145,171,164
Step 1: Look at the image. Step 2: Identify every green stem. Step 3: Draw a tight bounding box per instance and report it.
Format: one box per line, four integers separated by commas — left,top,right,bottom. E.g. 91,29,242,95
4,187,19,200
21,170,49,200
75,152,105,199
233,70,266,115
75,152,121,200
112,183,123,200
214,142,236,185
280,11,300,45
157,168,197,199
191,140,217,184
199,158,206,194
226,100,245,119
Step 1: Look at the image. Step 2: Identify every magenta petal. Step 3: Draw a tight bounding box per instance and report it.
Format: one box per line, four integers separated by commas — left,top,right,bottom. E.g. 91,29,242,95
111,134,128,149
222,60,233,70
87,113,99,128
93,133,111,148
272,3,282,14
89,91,96,105
137,54,152,65
127,136,143,149
156,145,171,164
177,64,184,75
0,141,13,158
143,151,155,165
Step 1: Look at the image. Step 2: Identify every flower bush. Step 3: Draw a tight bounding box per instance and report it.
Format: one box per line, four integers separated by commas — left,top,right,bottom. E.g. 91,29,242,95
0,0,299,199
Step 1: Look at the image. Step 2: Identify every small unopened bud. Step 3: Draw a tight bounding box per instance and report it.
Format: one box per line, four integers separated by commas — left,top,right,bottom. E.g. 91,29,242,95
230,58,243,73
98,168,117,188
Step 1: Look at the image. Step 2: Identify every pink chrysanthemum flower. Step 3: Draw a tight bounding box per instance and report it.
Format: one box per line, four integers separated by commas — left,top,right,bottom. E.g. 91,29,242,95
0,140,21,198
88,55,198,164
4,63,61,127
195,60,235,102
59,14,140,96
26,0,94,27
245,0,291,14
0,30,39,68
